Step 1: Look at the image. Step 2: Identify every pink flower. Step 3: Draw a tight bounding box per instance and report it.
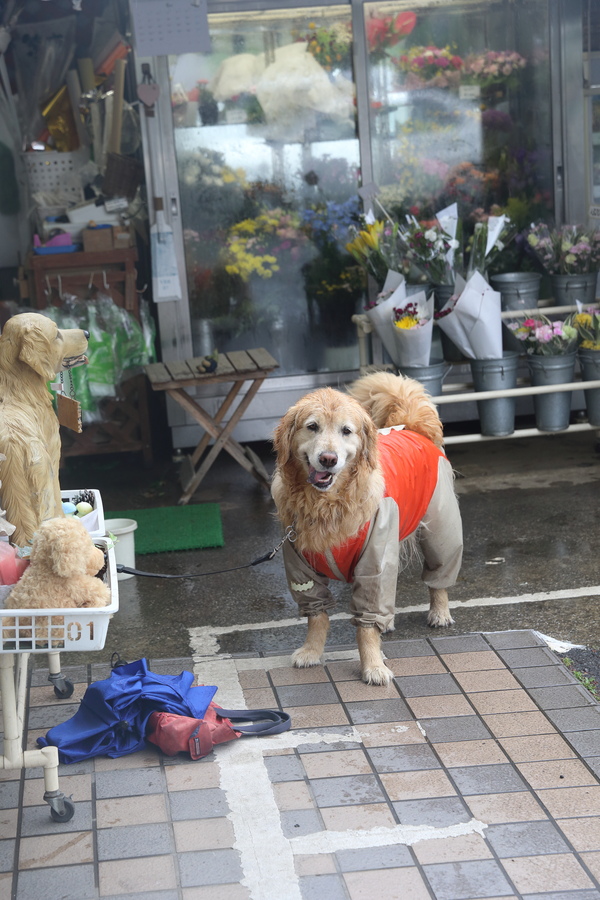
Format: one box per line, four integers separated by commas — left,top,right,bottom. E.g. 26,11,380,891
534,324,553,342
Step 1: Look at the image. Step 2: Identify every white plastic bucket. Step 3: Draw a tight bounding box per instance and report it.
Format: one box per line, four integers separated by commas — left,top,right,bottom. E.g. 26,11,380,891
105,518,138,581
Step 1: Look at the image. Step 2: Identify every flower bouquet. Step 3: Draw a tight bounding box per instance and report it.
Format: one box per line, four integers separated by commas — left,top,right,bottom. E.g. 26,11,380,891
302,20,353,72
465,214,517,279
435,271,503,359
506,316,577,355
394,45,463,90
366,10,416,63
391,294,434,366
526,223,600,275
569,308,600,350
462,50,527,101
221,208,308,281
568,308,600,425
346,218,407,290
396,214,460,286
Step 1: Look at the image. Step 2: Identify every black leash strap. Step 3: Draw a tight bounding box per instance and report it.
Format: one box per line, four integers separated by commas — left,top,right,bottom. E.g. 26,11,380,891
115,525,296,579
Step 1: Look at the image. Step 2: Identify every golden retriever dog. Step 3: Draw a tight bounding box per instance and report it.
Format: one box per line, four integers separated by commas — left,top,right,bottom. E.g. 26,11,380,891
0,313,89,547
272,370,463,685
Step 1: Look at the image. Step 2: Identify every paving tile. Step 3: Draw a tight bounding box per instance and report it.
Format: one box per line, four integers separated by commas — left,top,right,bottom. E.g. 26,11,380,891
165,761,220,791
418,715,492,743
546,706,600,732
483,711,556,738
528,684,596,710
96,793,168,827
485,630,545,649
386,656,446,677
178,848,243,888
324,660,364,681
523,892,600,900
335,843,413,871
517,758,598,789
498,734,577,762
0,839,14,873
279,808,323,837
441,651,504,672
342,720,426,747
466,791,548,824
181,886,250,900
407,694,475,719
430,634,491,653
299,873,349,900
275,682,339,707
0,808,18,839
22,773,91,806
381,639,435,657
580,852,600,883
380,769,456,800
299,749,371,778
0,780,20,809
485,820,571,857
264,753,305,782
516,665,577,688
449,763,528,795
16,863,96,900
309,774,385,807
469,688,538,715
423,858,514,900
454,669,521,693
557,816,600,851
169,788,230,821
173,817,235,852
20,800,92,836
393,797,472,827
99,855,177,895
29,683,87,707
273,780,315,811
335,680,400,702
434,740,508,768
366,743,439,772
294,853,337,876
269,666,330,686
496,646,560,668
94,750,160,770
18,831,93,868
237,669,270,688
295,725,361,753
343,866,432,900
539,785,600,818
501,853,594,894
412,832,493,864
95,767,166,798
320,803,397,831
394,673,462,697
345,698,412,724
97,822,173,860
241,686,278,707
283,704,349,728
27,702,80,729
566,731,600,759
101,891,181,900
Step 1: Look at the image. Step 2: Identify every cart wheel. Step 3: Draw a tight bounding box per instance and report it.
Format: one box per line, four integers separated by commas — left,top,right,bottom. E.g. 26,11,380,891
50,798,75,823
53,679,74,700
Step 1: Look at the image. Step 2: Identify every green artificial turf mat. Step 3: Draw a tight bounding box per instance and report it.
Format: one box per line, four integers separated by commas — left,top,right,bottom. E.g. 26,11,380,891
104,504,224,554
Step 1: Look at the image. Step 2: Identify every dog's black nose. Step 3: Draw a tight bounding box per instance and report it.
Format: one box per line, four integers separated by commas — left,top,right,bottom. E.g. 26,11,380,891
83,330,90,340
319,452,338,469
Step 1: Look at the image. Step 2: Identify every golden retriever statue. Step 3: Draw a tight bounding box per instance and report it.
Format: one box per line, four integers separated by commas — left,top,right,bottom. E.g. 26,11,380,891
0,313,89,547
272,371,463,686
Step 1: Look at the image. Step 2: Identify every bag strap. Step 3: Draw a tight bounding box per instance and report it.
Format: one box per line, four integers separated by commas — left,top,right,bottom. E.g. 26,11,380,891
216,708,291,736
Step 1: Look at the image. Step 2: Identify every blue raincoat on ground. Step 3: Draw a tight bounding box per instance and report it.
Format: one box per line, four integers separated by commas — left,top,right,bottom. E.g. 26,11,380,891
37,658,217,764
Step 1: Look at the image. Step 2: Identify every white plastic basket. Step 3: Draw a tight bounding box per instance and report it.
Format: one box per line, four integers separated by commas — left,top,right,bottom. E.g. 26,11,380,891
60,488,105,537
24,148,89,202
0,537,118,654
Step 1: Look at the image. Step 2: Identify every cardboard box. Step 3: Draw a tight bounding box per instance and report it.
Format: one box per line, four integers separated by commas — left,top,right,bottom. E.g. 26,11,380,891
82,226,113,252
112,225,134,249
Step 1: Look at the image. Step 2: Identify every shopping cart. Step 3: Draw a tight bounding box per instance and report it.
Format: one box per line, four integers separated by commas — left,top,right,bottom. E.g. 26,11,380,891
0,493,119,821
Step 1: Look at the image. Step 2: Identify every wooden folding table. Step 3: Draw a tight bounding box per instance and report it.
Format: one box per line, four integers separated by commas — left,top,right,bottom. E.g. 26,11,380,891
144,348,279,504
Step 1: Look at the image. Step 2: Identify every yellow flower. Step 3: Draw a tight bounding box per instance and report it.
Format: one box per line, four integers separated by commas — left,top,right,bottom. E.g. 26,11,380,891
574,313,593,328
394,316,419,329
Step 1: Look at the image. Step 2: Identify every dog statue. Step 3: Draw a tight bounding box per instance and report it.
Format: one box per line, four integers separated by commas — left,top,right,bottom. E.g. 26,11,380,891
0,313,89,546
272,370,463,686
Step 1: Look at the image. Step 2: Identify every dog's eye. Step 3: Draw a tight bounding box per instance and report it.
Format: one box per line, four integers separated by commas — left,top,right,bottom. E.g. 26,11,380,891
306,422,319,432
341,426,353,436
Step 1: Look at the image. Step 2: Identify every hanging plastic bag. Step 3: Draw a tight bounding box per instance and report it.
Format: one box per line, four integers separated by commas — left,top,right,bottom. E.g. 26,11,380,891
86,304,117,399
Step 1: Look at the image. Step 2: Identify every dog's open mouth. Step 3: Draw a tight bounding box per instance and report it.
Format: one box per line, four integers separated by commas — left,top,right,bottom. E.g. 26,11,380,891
62,354,88,369
307,466,334,490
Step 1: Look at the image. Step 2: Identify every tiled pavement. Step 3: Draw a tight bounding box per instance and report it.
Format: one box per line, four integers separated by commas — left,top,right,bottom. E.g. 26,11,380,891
3,630,600,900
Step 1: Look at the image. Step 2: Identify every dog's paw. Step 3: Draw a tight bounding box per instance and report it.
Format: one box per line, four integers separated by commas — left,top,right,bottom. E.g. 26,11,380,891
427,610,455,628
292,647,322,668
361,664,393,686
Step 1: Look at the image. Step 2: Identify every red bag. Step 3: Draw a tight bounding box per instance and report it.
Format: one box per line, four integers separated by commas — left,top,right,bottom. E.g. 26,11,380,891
147,702,291,760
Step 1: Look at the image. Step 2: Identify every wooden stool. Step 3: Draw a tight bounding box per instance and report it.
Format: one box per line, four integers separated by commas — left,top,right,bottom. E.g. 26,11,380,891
145,348,279,504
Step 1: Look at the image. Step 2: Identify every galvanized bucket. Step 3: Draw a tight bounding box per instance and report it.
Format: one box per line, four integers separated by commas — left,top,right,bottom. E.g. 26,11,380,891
526,352,576,432
433,283,465,362
470,352,519,436
489,272,542,311
551,272,598,307
398,358,448,398
578,348,600,426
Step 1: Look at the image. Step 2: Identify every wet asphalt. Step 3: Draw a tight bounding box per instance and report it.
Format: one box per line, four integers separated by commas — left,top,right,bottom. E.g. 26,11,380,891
47,421,600,673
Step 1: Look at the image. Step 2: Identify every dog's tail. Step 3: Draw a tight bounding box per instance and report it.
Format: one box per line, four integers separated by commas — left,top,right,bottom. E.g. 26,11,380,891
347,370,444,448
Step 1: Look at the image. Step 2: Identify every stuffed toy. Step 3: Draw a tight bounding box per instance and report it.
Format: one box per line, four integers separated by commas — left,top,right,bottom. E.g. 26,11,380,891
5,516,110,615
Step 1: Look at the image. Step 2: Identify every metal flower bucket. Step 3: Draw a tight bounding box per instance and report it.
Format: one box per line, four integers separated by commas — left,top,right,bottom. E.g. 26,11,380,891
470,352,519,436
551,273,598,307
578,348,600,426
526,352,577,432
398,358,448,398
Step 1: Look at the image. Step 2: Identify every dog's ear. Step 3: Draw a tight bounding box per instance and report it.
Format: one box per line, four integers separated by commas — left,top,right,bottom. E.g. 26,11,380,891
272,407,298,466
18,323,57,381
359,408,379,471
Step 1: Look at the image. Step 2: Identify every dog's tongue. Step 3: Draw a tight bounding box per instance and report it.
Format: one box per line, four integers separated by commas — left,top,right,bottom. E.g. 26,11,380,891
308,466,330,485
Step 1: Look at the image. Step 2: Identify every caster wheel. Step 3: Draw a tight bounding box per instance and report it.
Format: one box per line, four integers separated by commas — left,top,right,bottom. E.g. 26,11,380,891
53,679,74,699
50,798,75,822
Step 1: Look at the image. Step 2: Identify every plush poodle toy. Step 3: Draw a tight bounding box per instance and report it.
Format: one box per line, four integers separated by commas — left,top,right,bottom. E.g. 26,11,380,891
7,516,111,611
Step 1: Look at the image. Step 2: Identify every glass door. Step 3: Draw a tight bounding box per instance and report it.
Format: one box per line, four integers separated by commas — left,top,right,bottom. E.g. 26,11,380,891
168,4,363,377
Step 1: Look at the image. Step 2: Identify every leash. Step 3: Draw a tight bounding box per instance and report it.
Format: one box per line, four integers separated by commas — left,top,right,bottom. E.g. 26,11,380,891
115,525,297,579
